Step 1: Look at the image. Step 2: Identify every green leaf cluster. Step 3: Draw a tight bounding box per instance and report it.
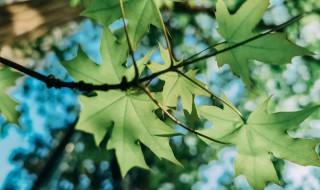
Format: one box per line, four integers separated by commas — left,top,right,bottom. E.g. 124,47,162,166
148,44,209,113
215,0,310,88
63,26,181,176
0,0,319,189
198,94,320,189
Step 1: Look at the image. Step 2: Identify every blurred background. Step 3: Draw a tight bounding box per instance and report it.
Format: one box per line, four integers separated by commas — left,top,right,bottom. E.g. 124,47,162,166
0,0,319,189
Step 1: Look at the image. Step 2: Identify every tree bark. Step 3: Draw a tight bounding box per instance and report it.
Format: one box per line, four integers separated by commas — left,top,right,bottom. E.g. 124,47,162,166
0,0,82,46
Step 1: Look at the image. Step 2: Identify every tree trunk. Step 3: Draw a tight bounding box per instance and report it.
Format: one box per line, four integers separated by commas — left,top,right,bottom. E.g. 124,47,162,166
0,0,82,46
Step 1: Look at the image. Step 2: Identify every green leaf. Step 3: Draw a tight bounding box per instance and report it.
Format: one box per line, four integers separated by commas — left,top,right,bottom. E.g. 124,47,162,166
215,0,311,87
198,94,320,190
0,67,20,124
77,90,181,176
63,28,128,84
63,28,154,84
154,0,174,8
148,44,209,113
64,28,179,176
82,0,162,50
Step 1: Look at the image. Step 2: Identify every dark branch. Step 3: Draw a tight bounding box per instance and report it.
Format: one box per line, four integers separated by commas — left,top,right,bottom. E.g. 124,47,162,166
173,2,215,15
0,56,133,92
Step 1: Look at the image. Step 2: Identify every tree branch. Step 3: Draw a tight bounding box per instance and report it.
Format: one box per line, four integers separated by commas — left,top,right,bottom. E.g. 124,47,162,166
0,14,303,93
0,56,134,92
173,2,215,15
0,0,82,46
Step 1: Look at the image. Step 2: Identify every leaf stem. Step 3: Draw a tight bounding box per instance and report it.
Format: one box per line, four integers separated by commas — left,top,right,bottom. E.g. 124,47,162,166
139,83,229,145
119,0,139,80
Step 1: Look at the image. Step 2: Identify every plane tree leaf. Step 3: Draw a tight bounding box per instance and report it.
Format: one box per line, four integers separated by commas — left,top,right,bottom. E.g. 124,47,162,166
63,28,153,84
63,28,128,84
76,90,181,176
0,67,20,124
198,94,320,190
82,0,162,50
215,0,311,87
148,44,209,113
63,28,180,176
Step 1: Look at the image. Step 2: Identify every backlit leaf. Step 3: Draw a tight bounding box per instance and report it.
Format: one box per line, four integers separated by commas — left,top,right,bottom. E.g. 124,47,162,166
64,28,180,176
215,0,311,87
198,94,320,190
148,44,209,113
82,0,162,50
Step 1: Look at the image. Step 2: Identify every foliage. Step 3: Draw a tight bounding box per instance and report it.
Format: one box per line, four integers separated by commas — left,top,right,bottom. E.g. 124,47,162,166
82,0,162,50
198,94,320,189
148,44,209,113
0,0,319,189
64,44,180,176
215,0,310,88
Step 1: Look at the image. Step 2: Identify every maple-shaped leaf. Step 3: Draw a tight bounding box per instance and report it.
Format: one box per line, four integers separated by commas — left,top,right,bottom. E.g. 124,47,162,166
148,44,209,113
64,28,128,84
63,28,180,176
198,94,320,190
0,67,20,124
77,90,181,176
215,0,311,87
82,0,161,50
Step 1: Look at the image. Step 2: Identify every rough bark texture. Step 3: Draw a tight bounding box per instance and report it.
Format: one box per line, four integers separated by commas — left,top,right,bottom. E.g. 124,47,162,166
0,0,82,46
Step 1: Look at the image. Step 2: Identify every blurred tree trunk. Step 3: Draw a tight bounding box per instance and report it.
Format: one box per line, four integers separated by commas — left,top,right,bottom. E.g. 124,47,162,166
0,0,82,46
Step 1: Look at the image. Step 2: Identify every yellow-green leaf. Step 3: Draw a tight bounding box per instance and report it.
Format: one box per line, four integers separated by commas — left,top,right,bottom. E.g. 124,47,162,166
82,0,162,50
63,28,180,176
77,90,181,176
215,0,311,87
198,94,320,190
148,44,209,113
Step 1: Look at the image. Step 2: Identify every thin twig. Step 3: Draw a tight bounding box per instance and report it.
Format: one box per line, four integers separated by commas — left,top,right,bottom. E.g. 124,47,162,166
183,41,225,63
119,0,139,80
153,0,175,67
139,14,304,83
179,14,304,67
139,83,229,145
144,79,154,87
174,69,246,123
